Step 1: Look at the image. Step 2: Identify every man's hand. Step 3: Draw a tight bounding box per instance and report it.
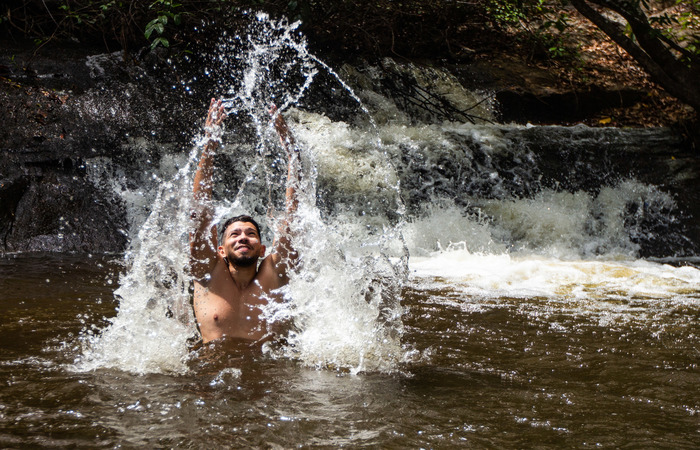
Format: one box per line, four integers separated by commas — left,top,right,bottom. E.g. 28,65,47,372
205,98,227,139
269,105,295,154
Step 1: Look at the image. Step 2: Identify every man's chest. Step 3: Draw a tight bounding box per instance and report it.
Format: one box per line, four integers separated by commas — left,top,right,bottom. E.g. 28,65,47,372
193,284,267,341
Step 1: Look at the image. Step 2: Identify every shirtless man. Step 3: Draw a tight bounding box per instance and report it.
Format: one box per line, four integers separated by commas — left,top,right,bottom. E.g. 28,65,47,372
189,98,299,343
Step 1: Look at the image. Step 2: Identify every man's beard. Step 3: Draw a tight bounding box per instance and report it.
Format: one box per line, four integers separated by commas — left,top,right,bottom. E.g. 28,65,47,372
229,255,258,267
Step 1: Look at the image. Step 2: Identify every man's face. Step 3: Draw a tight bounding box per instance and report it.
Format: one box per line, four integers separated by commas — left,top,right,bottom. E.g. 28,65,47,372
219,221,265,267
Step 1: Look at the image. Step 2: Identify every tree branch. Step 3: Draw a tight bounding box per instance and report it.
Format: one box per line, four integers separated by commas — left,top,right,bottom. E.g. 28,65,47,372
571,0,700,111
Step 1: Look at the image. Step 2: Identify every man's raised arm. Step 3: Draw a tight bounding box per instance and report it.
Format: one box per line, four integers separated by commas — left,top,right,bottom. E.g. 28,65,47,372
190,98,226,280
269,106,300,275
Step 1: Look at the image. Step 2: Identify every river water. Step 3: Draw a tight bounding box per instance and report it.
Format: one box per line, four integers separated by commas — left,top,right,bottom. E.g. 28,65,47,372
2,13,699,448
1,251,698,447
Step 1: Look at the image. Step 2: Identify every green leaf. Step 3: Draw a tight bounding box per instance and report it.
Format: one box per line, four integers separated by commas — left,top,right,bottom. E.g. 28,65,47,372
145,20,158,39
151,37,170,50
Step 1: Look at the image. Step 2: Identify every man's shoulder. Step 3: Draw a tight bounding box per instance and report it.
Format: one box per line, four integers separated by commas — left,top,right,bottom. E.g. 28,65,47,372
255,254,284,286
193,278,212,296
193,259,228,290
260,252,281,266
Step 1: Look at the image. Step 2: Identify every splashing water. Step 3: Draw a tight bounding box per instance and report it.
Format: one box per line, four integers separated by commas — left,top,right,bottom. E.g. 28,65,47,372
73,150,200,374
214,13,319,119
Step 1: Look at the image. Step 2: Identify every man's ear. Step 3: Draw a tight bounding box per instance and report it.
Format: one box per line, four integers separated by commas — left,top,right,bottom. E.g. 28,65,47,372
260,245,266,258
218,245,225,258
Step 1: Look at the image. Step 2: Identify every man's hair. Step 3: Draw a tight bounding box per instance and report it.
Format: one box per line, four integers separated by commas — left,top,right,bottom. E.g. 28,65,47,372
219,214,262,245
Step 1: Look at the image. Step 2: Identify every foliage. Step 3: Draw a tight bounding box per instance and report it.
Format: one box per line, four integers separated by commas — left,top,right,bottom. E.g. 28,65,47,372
144,0,183,49
487,0,530,25
486,0,578,60
570,0,700,112
0,1,229,51
0,1,503,59
649,0,700,61
1,0,695,87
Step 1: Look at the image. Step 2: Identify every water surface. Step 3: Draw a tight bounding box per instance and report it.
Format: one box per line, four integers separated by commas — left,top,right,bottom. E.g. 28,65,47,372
1,253,697,447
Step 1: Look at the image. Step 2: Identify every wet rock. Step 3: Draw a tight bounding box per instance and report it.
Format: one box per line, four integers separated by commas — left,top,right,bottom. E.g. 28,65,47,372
0,41,205,254
4,172,128,253
453,56,646,124
495,87,644,124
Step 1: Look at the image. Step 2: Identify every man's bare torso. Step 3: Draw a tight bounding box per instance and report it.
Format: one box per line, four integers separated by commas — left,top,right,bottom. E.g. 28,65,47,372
193,255,283,343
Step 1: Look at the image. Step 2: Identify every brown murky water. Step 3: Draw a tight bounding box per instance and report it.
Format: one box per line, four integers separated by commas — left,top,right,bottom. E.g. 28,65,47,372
1,254,698,447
